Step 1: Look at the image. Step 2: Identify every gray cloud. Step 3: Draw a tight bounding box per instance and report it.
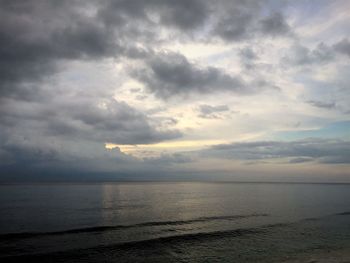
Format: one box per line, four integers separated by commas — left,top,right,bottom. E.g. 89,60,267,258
143,153,193,166
239,47,259,70
239,47,258,61
306,100,336,109
133,52,248,98
1,97,181,145
99,0,209,32
197,104,230,119
213,11,253,41
288,157,314,164
333,38,350,57
1,1,348,182
283,43,334,66
0,1,110,96
1,0,208,97
0,95,182,177
259,12,291,36
201,138,350,164
0,0,204,180
212,1,291,42
283,39,350,68
155,0,209,31
0,0,291,99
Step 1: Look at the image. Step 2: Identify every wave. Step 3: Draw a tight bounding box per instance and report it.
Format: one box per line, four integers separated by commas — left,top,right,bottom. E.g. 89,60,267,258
0,213,268,241
0,227,267,261
336,211,350,216
2,210,350,261
94,227,264,250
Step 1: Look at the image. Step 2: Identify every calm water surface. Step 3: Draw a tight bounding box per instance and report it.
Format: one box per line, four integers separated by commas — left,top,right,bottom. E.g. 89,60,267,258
1,182,350,262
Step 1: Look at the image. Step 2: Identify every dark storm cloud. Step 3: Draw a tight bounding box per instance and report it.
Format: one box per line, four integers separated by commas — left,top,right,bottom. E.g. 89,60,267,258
197,104,230,119
0,140,141,182
133,52,247,98
0,98,181,146
0,0,108,95
202,138,350,164
0,0,292,98
0,0,190,97
0,0,196,178
0,95,182,177
0,1,182,150
3,0,343,182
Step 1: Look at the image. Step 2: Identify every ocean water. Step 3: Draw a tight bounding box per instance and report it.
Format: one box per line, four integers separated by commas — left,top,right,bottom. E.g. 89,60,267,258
1,182,350,262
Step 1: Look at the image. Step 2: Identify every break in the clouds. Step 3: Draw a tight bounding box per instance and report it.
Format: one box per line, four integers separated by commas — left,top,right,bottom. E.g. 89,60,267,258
0,0,349,182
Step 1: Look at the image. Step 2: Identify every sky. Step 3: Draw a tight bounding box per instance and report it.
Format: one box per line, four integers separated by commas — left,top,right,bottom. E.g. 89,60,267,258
0,0,350,182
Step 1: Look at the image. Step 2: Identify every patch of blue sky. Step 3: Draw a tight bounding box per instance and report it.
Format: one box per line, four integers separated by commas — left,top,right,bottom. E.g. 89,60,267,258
273,120,350,141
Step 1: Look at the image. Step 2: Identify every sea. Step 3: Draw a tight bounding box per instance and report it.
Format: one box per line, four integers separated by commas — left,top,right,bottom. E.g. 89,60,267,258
1,182,350,262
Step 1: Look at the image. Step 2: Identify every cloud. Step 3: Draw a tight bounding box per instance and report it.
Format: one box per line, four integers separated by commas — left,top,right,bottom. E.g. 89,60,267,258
132,52,248,98
1,0,196,98
239,47,259,70
213,10,253,41
197,104,230,119
0,97,181,144
239,47,258,61
0,1,110,96
0,0,188,177
212,1,292,41
259,12,291,36
283,43,334,66
201,138,350,164
283,39,350,68
306,100,336,109
99,0,292,43
0,95,182,176
99,0,209,32
0,0,291,99
0,1,349,182
143,153,193,166
155,0,209,31
333,38,350,57
288,157,314,163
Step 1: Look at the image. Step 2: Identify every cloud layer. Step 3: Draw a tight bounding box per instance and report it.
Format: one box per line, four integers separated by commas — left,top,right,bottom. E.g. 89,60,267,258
0,0,349,181
202,138,350,164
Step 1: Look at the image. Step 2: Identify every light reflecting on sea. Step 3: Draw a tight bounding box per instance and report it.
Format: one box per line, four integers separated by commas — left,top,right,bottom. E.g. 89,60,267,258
1,182,350,262
1,182,350,233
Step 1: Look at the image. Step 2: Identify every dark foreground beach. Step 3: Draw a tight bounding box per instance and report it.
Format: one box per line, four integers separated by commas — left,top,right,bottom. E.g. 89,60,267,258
1,182,350,262
282,249,350,263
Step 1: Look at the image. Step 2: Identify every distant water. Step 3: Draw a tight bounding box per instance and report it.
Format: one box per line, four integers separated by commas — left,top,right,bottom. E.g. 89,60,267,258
1,182,350,262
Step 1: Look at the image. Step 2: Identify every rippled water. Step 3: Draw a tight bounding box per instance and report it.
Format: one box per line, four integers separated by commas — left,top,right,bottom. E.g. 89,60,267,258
1,182,350,262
